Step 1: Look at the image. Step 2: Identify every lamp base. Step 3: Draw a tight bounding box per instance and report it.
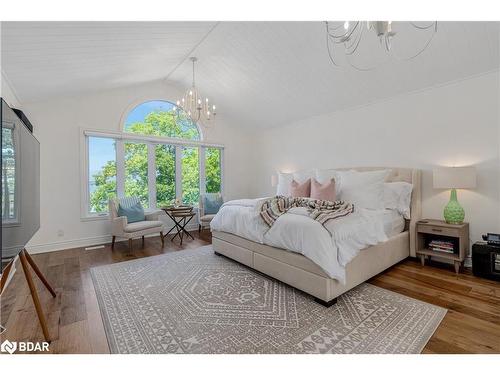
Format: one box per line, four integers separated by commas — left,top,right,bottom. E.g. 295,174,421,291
443,188,465,224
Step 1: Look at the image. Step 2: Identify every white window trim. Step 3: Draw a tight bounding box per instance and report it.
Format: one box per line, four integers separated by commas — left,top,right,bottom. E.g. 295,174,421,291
80,128,224,220
2,121,21,226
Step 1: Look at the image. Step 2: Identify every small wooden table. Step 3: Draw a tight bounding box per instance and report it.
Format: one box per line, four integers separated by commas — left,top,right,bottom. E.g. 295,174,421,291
161,206,196,245
416,219,469,274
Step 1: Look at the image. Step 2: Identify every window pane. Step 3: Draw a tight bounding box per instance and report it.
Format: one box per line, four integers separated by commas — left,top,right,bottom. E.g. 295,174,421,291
124,142,149,208
2,127,16,220
155,144,176,208
181,147,199,205
205,147,221,193
124,100,200,140
88,137,116,213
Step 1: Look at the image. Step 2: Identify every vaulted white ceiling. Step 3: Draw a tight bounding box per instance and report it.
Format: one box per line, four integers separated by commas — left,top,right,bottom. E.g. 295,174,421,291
2,21,499,129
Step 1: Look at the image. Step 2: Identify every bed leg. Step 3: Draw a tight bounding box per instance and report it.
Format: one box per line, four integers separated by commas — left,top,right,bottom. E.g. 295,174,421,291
314,297,337,307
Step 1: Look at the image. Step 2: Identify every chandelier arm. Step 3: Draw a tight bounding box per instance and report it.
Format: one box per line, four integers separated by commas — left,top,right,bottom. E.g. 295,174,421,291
344,26,364,55
326,21,351,40
326,24,340,67
345,53,378,72
327,21,360,41
391,26,437,61
409,21,437,30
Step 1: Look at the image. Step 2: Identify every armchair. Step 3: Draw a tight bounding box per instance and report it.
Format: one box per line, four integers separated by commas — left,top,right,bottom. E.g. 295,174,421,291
109,197,165,250
198,193,224,233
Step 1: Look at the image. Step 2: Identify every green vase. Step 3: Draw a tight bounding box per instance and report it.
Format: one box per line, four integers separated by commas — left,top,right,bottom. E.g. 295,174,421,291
443,188,465,224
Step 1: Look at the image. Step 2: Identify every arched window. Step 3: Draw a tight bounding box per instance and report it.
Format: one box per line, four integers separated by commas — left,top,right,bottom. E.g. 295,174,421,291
84,99,222,216
124,100,201,140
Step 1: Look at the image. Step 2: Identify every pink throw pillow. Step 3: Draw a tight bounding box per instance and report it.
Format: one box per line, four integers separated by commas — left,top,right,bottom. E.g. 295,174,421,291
290,179,311,198
310,178,336,201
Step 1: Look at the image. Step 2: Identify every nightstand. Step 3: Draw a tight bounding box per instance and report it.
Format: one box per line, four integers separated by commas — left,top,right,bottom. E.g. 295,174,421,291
416,219,469,274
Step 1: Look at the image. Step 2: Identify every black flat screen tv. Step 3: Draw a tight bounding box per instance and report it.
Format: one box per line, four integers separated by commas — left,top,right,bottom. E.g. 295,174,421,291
1,98,40,271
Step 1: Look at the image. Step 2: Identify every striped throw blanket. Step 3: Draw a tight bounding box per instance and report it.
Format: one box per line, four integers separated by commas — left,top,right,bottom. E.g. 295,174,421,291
260,196,354,227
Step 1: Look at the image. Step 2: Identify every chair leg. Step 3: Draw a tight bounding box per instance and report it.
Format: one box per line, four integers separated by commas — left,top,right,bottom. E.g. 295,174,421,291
160,231,164,248
111,236,116,249
128,238,133,251
199,224,201,233
142,236,145,248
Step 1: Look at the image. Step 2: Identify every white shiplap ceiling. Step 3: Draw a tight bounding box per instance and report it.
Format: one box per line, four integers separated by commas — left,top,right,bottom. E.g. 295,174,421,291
1,21,499,129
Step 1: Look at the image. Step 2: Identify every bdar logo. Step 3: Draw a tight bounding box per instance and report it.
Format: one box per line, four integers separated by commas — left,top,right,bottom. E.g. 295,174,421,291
1,339,17,354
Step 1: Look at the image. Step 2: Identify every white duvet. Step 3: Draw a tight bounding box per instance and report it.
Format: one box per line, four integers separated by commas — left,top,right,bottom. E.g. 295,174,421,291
210,198,398,284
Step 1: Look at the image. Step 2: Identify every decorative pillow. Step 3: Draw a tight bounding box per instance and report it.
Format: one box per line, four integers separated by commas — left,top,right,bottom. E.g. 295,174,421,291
337,169,390,210
117,201,145,223
290,179,311,198
383,182,413,219
276,170,314,196
204,194,224,215
310,178,336,202
315,169,341,194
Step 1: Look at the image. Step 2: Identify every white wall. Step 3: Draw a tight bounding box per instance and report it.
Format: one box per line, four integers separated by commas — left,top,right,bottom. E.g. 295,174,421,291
19,80,255,252
1,71,22,108
251,71,500,246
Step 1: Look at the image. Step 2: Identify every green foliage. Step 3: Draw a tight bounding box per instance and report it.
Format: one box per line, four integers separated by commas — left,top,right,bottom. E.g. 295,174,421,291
205,148,221,193
89,109,221,213
156,144,176,208
89,160,116,213
181,147,199,205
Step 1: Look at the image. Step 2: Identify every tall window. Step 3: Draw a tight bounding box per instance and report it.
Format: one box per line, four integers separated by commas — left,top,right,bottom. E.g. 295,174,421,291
181,147,199,205
205,147,222,193
88,137,116,213
2,125,17,220
84,100,223,217
155,144,176,208
124,142,149,208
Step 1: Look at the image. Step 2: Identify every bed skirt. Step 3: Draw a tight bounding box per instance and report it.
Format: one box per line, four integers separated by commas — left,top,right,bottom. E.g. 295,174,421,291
212,230,410,304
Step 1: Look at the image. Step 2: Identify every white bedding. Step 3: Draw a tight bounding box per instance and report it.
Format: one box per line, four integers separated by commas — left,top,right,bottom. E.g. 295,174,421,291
210,198,405,284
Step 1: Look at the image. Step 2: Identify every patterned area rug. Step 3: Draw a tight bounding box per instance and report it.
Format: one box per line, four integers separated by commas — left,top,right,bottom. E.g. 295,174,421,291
91,246,446,354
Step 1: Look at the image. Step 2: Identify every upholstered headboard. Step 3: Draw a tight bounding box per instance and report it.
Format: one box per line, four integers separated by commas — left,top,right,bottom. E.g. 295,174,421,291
334,167,422,257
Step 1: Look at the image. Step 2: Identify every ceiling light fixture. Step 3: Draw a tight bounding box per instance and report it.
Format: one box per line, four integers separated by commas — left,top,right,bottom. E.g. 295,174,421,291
325,21,438,71
175,57,216,127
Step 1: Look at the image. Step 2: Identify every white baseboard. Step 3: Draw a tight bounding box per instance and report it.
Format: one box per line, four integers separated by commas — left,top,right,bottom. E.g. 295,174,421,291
25,223,200,255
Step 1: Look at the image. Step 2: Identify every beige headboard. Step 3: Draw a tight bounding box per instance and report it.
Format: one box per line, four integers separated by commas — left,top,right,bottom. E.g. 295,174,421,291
334,167,422,257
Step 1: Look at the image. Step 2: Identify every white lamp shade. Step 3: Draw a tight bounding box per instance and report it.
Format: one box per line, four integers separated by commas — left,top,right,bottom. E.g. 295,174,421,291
433,167,476,189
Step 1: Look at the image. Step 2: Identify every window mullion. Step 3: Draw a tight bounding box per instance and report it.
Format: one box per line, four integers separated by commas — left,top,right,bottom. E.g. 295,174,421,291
148,143,156,209
116,140,125,197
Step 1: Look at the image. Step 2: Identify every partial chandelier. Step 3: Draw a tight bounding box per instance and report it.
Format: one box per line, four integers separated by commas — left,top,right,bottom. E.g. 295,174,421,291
325,21,438,71
175,57,216,127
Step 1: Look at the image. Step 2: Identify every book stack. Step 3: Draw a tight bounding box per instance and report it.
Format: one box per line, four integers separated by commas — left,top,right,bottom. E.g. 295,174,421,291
428,240,455,254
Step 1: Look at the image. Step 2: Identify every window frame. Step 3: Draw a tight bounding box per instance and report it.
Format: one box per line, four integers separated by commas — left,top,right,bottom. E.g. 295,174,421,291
80,128,224,220
2,121,21,226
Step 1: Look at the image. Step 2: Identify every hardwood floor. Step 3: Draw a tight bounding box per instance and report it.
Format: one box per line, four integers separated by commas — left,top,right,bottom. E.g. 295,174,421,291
1,231,499,354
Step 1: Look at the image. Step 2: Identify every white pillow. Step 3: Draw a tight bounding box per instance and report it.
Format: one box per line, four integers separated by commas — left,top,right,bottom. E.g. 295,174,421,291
383,182,413,219
337,169,390,210
276,172,293,196
276,170,313,196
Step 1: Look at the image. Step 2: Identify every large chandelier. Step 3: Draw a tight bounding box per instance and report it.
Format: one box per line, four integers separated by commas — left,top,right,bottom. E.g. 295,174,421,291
326,21,438,71
175,57,216,126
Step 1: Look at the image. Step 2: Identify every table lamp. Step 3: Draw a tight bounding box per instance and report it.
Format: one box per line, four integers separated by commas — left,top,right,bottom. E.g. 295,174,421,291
433,166,476,224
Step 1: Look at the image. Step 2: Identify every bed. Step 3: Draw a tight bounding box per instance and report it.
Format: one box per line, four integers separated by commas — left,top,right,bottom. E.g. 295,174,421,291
211,167,422,306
